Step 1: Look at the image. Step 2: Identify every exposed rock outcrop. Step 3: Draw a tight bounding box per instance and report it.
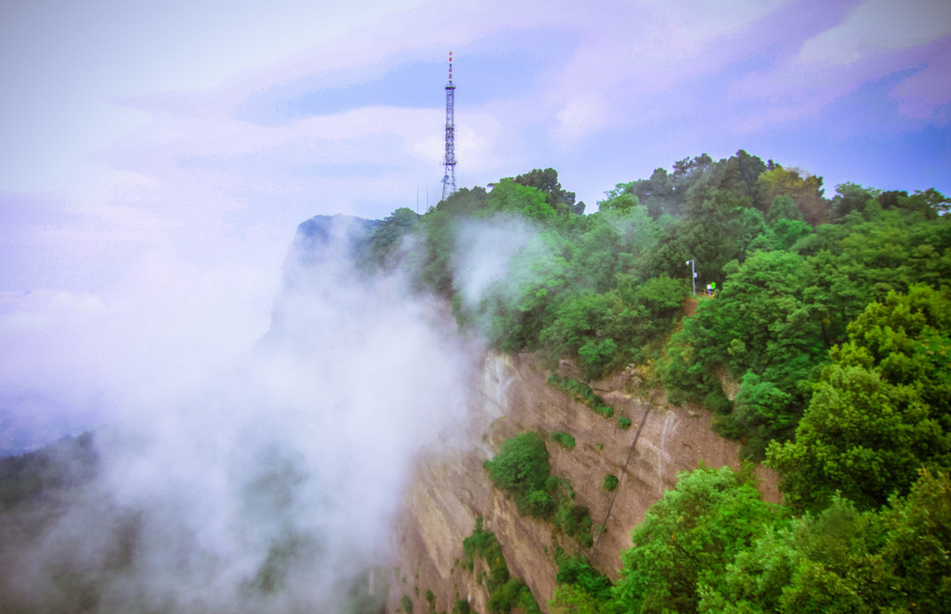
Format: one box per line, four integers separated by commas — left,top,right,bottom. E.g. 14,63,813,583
388,353,778,614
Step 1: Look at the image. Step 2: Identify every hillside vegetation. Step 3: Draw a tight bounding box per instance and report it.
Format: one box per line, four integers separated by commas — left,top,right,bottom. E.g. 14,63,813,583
1,151,948,613
360,152,951,613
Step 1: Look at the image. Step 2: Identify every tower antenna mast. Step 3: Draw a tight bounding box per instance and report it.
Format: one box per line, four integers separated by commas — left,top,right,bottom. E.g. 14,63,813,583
441,51,456,201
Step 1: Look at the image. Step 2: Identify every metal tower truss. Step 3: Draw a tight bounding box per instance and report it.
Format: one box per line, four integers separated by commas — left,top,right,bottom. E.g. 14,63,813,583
441,51,456,201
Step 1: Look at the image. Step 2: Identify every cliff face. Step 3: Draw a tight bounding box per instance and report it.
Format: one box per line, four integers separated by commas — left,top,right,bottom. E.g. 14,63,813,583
388,353,779,614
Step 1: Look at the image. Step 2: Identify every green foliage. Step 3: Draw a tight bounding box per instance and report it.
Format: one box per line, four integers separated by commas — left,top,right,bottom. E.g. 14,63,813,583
461,518,541,614
485,432,594,545
401,595,414,613
484,432,553,519
549,431,577,450
554,496,594,547
663,249,825,447
548,375,614,418
363,207,419,270
437,186,488,216
514,168,582,216
698,470,951,614
755,166,828,225
354,159,951,509
768,285,951,511
613,465,785,614
485,178,557,222
550,555,614,614
556,556,613,603
878,469,951,611
552,470,951,614
617,416,632,429
549,584,601,614
764,194,803,225
602,475,619,492
453,600,471,614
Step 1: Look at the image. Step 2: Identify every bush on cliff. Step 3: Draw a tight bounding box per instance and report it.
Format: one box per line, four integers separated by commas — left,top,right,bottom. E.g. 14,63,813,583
484,432,553,519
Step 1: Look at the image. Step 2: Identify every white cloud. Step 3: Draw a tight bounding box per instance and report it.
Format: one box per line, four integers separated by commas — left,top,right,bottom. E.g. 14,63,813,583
799,0,951,65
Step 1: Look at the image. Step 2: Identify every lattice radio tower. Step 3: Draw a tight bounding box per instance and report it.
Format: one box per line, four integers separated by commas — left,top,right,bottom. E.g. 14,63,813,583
441,51,456,201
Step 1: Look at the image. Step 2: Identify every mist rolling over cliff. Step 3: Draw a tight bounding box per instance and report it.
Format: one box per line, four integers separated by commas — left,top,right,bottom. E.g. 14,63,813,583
2,2,951,611
0,216,481,613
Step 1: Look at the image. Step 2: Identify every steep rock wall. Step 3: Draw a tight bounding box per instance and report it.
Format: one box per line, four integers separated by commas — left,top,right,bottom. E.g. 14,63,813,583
387,353,779,614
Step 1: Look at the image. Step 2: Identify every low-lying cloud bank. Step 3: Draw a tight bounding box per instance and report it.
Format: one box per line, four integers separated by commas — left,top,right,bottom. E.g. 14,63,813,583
0,215,480,613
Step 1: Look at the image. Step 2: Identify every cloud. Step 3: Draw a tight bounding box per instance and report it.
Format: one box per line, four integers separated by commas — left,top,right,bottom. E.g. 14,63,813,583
798,0,951,65
890,41,951,121
728,0,951,130
0,216,481,612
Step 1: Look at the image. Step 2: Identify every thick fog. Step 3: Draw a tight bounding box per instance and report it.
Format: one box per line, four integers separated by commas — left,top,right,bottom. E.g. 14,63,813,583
0,216,480,613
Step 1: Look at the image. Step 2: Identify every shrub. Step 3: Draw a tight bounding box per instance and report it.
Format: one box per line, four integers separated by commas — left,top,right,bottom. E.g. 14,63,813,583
556,501,594,547
548,374,615,419
618,416,632,429
484,432,552,519
486,432,593,546
461,519,541,614
549,431,576,450
401,595,414,613
603,475,619,491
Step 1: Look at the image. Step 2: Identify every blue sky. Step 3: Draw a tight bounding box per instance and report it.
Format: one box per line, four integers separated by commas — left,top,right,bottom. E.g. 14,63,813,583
0,0,949,443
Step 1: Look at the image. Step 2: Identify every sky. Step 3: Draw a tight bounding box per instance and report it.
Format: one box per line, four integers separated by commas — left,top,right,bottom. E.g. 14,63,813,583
1,0,950,445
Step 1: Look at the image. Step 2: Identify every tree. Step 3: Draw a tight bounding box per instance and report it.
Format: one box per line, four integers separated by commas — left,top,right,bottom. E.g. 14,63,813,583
831,183,879,221
662,250,826,450
697,497,880,614
514,168,581,215
765,195,803,225
768,285,951,511
613,466,784,614
878,470,951,611
437,186,488,216
484,432,553,518
365,207,419,270
486,178,557,222
756,167,828,226
698,470,951,613
647,189,767,284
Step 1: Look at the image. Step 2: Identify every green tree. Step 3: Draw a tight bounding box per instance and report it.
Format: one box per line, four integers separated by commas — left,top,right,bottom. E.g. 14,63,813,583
698,470,951,613
765,195,803,225
365,207,419,270
663,250,825,451
831,183,879,221
437,186,489,216
697,497,880,614
613,465,784,614
514,168,582,215
755,166,828,226
878,470,951,611
486,178,557,222
768,285,951,511
484,432,553,518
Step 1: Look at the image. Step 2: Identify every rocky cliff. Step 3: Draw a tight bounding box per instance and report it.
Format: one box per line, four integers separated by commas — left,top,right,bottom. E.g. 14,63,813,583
386,352,779,614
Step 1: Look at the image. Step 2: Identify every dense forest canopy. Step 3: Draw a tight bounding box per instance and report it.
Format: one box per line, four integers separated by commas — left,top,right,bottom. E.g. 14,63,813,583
356,150,950,613
361,151,949,464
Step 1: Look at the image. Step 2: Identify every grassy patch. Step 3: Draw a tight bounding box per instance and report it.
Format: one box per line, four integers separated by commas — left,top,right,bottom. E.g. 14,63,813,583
548,374,614,418
549,431,576,450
